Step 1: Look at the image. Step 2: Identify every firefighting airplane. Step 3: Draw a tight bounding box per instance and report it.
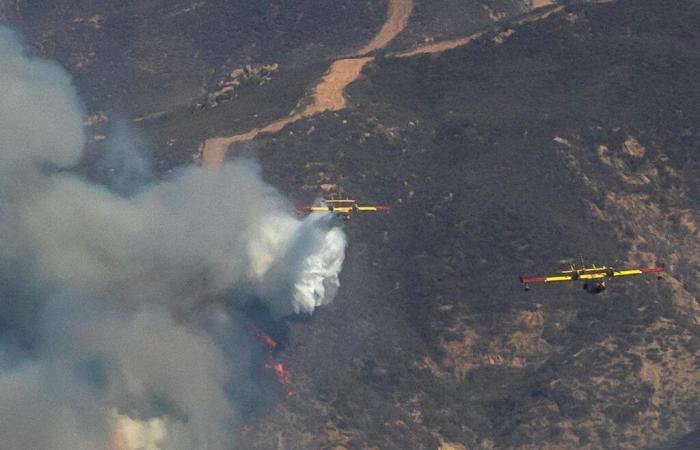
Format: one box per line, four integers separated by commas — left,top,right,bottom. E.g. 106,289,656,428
296,199,391,221
520,263,664,294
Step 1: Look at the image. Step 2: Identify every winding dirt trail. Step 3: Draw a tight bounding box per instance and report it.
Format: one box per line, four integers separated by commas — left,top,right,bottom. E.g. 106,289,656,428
356,0,414,56
397,5,564,58
397,32,484,58
201,57,374,167
200,0,413,168
198,0,566,167
304,57,375,113
530,0,555,7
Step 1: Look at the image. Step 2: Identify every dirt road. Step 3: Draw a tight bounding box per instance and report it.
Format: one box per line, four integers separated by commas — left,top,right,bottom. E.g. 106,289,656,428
200,1,413,167
200,57,374,167
356,0,414,56
397,5,564,58
199,1,564,167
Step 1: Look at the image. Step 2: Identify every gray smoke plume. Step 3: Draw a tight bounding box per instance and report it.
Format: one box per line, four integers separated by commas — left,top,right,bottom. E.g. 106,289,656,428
0,26,347,449
98,120,152,197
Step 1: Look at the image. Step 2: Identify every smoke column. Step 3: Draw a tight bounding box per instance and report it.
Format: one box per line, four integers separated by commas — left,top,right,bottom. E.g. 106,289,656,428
0,27,346,450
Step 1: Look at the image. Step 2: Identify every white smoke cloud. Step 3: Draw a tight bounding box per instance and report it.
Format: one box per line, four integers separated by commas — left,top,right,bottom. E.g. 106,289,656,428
0,26,347,450
258,214,346,315
0,27,84,170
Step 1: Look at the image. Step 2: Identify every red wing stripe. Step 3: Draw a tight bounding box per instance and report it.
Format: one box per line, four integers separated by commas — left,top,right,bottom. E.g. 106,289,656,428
640,267,664,273
520,276,547,284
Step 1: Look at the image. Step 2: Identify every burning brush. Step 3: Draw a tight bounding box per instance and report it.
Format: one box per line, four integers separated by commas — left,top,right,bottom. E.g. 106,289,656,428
246,325,294,397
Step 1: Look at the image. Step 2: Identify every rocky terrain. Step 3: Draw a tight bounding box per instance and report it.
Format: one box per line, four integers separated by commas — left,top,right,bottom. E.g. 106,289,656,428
2,0,699,448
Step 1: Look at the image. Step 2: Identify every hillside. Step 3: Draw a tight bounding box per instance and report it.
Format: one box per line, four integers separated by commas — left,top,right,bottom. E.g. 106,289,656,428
1,0,699,449
248,1,700,448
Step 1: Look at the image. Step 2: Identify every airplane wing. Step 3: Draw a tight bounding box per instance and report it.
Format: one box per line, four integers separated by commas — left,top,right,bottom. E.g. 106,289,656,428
356,205,391,212
298,203,391,215
611,266,664,277
519,274,574,284
520,266,664,286
296,205,330,213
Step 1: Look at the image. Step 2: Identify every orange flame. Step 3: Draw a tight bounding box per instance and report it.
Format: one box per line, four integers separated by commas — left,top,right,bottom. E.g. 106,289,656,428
246,325,277,352
246,324,293,397
265,356,294,397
